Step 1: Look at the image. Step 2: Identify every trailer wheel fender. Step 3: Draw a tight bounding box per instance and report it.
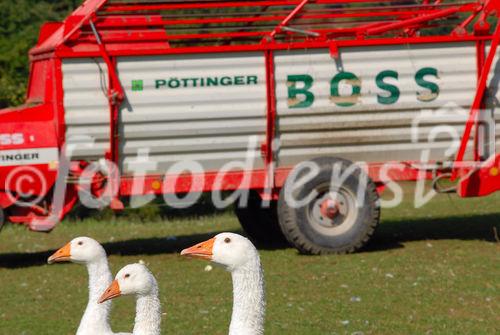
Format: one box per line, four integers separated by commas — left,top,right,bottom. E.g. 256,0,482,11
277,157,380,254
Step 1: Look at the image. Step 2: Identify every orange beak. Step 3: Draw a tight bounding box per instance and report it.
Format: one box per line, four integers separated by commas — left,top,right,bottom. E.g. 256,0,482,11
98,280,121,304
180,237,215,260
47,243,72,264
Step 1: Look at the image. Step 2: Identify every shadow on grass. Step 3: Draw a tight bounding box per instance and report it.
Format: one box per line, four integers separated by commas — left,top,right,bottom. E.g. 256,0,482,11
364,212,500,252
1,213,499,268
0,229,242,269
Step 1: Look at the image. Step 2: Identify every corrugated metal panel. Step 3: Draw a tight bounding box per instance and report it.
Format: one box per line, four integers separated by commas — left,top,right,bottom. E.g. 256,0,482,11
63,53,267,173
62,43,496,174
487,43,500,157
117,53,266,173
495,109,500,156
274,43,479,166
62,58,110,160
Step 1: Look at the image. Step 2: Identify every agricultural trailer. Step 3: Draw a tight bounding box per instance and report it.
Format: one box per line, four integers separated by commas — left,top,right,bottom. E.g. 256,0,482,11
0,0,500,254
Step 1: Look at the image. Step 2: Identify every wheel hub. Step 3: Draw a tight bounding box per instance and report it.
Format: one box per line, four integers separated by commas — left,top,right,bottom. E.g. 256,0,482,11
320,199,339,219
308,188,359,236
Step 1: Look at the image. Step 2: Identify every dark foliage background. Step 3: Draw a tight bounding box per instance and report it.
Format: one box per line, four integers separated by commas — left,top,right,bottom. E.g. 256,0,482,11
0,0,79,108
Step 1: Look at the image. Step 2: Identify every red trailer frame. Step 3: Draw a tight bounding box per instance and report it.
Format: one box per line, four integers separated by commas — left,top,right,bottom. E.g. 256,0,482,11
1,0,500,232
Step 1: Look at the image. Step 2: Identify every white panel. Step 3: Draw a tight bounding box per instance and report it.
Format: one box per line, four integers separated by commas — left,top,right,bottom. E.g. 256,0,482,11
62,43,493,173
62,53,267,173
0,148,59,167
487,43,500,157
116,53,266,172
274,43,478,166
62,58,110,161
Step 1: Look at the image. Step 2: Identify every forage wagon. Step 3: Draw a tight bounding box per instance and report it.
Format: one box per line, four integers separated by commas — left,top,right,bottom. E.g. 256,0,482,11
1,0,500,254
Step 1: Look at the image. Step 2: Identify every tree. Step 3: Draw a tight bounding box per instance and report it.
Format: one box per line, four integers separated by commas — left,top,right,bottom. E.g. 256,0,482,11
0,0,79,108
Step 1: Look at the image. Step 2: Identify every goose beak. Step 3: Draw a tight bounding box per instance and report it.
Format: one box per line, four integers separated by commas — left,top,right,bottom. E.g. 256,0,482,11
180,237,215,260
99,280,121,303
47,243,72,264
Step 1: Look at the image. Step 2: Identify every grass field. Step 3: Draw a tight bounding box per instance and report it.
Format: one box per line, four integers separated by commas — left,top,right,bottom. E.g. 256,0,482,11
0,187,499,335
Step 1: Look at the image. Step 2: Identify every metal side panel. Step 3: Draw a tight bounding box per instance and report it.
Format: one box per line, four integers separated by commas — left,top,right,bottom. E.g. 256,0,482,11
62,53,267,173
62,58,110,161
494,109,500,157
487,43,500,158
274,42,478,166
117,53,267,173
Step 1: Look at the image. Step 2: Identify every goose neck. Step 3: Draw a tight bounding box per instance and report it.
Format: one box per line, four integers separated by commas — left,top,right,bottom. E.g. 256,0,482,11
77,257,113,335
229,258,265,335
133,288,161,335
87,257,113,301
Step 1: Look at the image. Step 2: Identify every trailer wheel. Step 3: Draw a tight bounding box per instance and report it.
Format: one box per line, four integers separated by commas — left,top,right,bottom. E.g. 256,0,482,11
235,191,288,246
277,157,380,254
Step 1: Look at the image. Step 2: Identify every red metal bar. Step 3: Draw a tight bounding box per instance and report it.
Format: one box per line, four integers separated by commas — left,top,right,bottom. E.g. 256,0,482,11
116,160,475,197
30,0,107,56
264,50,277,188
268,0,310,39
365,6,462,36
474,39,486,161
454,9,481,34
29,0,483,57
108,57,121,166
95,9,443,28
51,35,493,60
88,20,125,207
102,0,400,12
458,154,500,197
54,59,66,147
453,21,500,178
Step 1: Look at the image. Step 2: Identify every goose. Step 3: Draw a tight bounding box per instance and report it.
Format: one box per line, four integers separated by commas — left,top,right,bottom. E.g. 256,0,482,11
99,263,162,335
181,233,265,335
47,237,131,335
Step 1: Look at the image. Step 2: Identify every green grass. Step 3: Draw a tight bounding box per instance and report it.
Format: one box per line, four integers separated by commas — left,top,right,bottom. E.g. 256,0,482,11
0,188,499,335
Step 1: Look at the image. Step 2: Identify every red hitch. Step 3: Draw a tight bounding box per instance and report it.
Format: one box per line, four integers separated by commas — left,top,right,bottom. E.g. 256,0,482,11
458,154,500,198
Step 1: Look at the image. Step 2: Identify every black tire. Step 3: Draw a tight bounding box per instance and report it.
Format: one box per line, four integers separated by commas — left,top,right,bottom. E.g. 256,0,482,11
235,191,288,246
277,157,380,254
0,207,5,232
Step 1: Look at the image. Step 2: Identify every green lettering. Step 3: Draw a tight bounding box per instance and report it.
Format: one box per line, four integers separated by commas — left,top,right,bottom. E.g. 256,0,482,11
155,79,166,89
234,76,245,85
376,70,400,105
287,74,314,109
330,72,361,107
207,77,218,86
415,67,439,102
247,76,258,85
221,76,232,86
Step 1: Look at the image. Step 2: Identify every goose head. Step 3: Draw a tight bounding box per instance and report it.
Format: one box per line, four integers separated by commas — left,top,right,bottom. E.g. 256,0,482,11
47,237,106,265
181,233,259,271
98,263,156,303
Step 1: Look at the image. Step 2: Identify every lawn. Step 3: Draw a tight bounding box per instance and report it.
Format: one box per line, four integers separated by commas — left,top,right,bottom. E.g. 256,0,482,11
0,187,499,335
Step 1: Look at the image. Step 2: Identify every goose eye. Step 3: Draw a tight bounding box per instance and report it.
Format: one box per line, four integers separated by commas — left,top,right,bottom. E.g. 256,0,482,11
224,237,231,243
78,241,84,246
124,274,130,279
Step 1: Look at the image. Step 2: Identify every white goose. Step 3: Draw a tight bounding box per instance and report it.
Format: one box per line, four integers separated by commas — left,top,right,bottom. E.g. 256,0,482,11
181,233,265,335
99,263,162,335
47,237,131,335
